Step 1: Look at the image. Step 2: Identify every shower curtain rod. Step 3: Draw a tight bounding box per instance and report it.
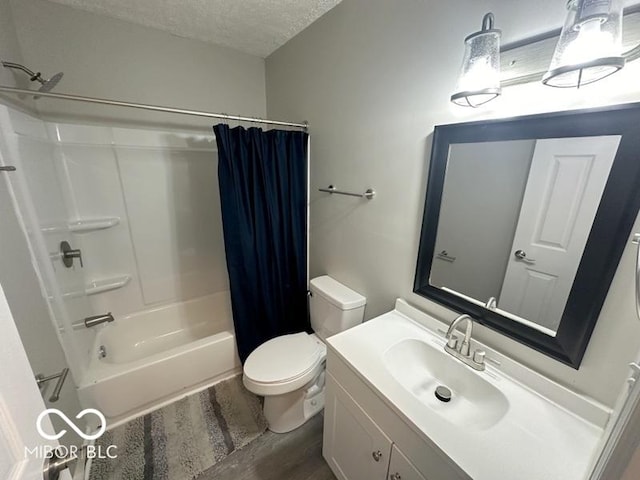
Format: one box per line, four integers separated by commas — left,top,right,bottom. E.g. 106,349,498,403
0,85,308,129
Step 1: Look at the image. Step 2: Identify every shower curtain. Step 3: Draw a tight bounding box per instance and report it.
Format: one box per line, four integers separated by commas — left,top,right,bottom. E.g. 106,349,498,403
213,124,309,363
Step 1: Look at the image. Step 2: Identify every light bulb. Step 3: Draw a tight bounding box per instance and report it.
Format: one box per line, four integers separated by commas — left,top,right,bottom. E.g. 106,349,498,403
458,56,500,92
542,0,625,88
563,19,615,66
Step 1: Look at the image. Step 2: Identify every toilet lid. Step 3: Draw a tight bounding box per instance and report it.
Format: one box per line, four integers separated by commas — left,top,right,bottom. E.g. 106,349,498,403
244,332,323,384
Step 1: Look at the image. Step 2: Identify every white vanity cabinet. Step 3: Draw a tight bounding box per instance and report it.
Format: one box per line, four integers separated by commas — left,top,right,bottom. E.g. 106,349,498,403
323,376,392,480
323,349,469,480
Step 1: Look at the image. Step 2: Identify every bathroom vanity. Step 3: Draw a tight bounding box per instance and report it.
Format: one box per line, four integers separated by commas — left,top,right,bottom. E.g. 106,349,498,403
322,299,609,480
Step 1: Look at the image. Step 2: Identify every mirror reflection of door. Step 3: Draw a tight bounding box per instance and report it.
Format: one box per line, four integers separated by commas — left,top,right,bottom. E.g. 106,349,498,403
430,135,621,336
499,136,620,332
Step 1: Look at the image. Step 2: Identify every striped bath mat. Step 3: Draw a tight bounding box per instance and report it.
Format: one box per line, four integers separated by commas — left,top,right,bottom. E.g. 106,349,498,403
89,375,266,480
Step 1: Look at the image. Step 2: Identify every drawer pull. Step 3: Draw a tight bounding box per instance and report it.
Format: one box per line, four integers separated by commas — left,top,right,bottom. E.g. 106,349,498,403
372,450,383,462
390,474,402,480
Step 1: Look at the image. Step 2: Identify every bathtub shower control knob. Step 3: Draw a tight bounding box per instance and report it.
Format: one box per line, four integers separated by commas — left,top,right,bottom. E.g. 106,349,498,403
372,450,382,462
60,241,83,268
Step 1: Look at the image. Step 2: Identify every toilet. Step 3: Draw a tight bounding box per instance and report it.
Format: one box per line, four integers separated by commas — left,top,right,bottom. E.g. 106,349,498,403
243,275,366,433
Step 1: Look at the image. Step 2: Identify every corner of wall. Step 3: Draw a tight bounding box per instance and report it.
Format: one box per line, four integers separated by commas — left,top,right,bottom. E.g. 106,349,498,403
0,0,36,112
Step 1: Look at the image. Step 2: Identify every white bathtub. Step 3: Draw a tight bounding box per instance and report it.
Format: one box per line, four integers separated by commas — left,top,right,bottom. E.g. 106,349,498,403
77,291,240,425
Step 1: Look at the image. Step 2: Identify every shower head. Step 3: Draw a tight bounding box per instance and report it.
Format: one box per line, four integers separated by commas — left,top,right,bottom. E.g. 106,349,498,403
1,60,64,95
37,71,64,93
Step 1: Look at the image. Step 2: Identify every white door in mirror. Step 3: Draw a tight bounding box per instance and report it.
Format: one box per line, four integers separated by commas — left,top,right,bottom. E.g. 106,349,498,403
499,135,621,331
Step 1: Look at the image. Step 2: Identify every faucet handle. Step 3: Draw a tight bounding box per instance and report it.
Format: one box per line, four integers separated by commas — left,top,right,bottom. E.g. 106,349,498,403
473,349,486,365
446,335,459,350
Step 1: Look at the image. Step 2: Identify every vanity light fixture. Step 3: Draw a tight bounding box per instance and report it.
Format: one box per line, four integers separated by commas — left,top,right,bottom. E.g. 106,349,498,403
450,13,502,108
452,3,640,105
543,0,625,87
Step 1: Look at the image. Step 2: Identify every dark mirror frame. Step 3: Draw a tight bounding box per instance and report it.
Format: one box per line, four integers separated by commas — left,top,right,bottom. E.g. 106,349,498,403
414,102,640,369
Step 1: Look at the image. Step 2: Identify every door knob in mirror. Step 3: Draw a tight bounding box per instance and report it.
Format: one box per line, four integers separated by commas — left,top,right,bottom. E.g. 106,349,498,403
514,250,535,264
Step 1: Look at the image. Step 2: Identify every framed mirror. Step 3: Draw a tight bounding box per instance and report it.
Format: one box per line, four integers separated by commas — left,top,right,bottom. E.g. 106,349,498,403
414,103,640,368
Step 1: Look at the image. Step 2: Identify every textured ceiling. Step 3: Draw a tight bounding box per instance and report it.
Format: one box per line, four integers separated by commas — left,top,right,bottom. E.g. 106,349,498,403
42,0,342,57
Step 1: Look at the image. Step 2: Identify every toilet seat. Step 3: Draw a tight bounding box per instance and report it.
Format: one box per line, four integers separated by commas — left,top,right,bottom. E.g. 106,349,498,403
243,332,326,396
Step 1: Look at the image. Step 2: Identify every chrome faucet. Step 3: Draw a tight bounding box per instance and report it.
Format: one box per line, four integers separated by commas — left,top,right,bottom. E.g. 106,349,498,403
444,314,486,371
72,312,115,330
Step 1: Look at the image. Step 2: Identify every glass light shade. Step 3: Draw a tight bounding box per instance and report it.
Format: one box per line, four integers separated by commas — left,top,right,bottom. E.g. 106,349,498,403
451,13,502,108
543,0,625,88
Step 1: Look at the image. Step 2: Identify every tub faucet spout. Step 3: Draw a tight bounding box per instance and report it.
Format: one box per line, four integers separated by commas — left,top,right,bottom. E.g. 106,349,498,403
72,312,114,329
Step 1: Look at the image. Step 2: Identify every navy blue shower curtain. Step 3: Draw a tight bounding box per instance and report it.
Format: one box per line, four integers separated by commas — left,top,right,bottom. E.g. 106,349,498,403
213,124,309,363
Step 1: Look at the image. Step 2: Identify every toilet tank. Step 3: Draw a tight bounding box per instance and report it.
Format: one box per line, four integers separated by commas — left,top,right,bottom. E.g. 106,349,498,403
309,276,366,341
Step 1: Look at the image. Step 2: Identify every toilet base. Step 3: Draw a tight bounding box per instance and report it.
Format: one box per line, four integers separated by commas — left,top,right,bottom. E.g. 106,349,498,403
263,371,325,433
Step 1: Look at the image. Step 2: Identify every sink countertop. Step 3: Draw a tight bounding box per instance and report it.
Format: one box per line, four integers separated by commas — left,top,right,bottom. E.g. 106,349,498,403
327,299,607,480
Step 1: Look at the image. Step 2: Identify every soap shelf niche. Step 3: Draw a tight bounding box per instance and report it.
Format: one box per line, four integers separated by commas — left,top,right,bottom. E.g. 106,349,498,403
69,217,120,233
57,275,131,300
42,217,121,234
85,275,131,296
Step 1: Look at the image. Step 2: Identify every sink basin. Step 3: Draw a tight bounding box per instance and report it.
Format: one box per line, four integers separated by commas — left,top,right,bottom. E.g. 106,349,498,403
384,338,509,430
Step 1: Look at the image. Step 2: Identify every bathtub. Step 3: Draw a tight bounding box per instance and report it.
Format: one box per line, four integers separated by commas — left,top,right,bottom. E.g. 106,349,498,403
77,291,240,425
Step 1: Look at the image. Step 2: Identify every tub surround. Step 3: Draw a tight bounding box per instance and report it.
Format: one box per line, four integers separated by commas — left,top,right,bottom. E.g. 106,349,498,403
324,299,609,480
0,105,233,384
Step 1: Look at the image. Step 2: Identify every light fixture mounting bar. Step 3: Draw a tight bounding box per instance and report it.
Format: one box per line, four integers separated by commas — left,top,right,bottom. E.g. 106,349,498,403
500,5,640,87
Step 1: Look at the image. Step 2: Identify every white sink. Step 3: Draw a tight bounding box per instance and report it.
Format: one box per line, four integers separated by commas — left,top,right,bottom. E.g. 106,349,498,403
384,338,509,430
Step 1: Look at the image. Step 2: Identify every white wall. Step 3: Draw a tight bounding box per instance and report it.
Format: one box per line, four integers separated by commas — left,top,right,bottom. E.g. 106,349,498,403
9,0,267,130
0,1,84,447
266,0,640,407
431,140,534,302
0,0,33,110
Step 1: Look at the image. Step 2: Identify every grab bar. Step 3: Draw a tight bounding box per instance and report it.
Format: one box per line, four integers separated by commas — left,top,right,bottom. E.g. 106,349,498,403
634,233,640,321
436,250,456,263
36,367,69,403
319,185,376,200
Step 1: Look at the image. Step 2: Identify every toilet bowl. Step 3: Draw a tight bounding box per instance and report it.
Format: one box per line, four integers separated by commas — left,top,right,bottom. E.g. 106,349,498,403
243,276,366,433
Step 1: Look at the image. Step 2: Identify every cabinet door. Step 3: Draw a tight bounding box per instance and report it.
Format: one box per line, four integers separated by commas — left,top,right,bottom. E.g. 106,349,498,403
323,373,392,480
387,445,429,480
